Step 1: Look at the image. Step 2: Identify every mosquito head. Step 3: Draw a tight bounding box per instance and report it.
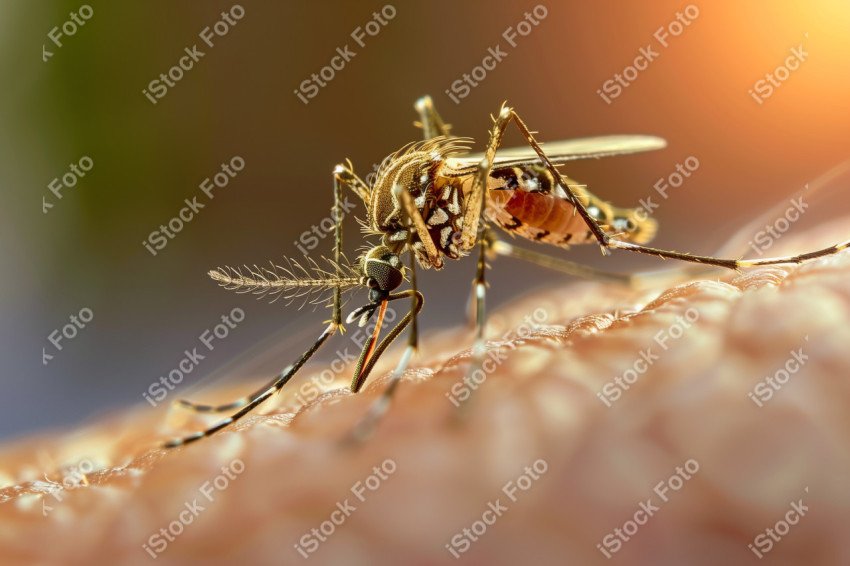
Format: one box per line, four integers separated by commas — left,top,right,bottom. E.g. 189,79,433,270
362,245,405,302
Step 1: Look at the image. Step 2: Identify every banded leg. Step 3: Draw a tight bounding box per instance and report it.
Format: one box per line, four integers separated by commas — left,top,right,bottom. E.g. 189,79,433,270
484,229,734,293
606,238,850,270
476,104,850,270
163,323,337,448
175,373,286,414
414,95,452,140
459,104,606,252
168,161,366,441
176,164,365,417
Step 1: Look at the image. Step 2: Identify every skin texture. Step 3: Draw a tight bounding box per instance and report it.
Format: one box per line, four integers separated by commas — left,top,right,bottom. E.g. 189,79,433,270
1,218,849,566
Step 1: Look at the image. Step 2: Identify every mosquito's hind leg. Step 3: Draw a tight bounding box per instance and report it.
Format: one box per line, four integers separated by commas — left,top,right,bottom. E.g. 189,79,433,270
485,105,850,271
414,95,452,140
485,230,633,284
607,238,850,270
485,229,732,294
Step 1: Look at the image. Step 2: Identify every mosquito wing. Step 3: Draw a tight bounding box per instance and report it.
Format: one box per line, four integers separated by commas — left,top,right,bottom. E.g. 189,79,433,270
445,135,666,172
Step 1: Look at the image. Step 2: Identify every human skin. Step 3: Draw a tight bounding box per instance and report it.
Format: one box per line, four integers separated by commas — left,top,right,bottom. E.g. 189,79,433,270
1,219,849,566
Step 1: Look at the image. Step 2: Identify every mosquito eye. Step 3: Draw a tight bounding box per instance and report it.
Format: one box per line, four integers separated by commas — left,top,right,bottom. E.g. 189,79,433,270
365,260,403,292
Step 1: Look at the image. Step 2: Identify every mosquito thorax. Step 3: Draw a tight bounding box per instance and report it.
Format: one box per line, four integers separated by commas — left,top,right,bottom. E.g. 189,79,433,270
367,137,474,270
362,245,404,299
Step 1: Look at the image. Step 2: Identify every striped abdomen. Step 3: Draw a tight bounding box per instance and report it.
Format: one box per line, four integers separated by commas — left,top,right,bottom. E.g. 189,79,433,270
486,165,657,247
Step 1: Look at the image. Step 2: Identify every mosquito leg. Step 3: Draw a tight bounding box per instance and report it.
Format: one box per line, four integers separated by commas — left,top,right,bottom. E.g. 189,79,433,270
332,168,346,326
167,163,366,445
468,227,491,391
344,266,424,444
342,185,427,443
477,106,611,251
607,238,850,270
458,105,513,251
485,229,726,293
333,161,370,205
163,323,338,448
414,95,452,140
485,230,633,284
176,372,286,414
329,161,375,323
485,106,850,270
395,183,443,268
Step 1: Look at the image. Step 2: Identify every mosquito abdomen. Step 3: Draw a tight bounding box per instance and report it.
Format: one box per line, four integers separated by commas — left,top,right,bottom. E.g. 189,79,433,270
487,165,657,247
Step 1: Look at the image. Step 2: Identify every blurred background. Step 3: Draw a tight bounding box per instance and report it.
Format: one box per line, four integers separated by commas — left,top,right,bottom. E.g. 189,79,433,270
1,1,849,441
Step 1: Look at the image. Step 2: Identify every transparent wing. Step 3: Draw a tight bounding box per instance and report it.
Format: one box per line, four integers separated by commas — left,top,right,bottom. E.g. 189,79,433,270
445,135,666,171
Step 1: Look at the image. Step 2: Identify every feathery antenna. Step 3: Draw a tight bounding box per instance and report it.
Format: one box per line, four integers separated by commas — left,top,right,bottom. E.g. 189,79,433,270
208,255,362,307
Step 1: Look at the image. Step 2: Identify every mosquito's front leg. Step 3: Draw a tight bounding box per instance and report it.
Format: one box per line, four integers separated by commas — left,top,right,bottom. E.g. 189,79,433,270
414,95,452,140
458,105,512,252
163,323,338,448
331,163,371,325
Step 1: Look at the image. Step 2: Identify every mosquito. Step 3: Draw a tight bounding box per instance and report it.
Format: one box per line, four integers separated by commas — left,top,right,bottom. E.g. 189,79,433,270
163,96,850,448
